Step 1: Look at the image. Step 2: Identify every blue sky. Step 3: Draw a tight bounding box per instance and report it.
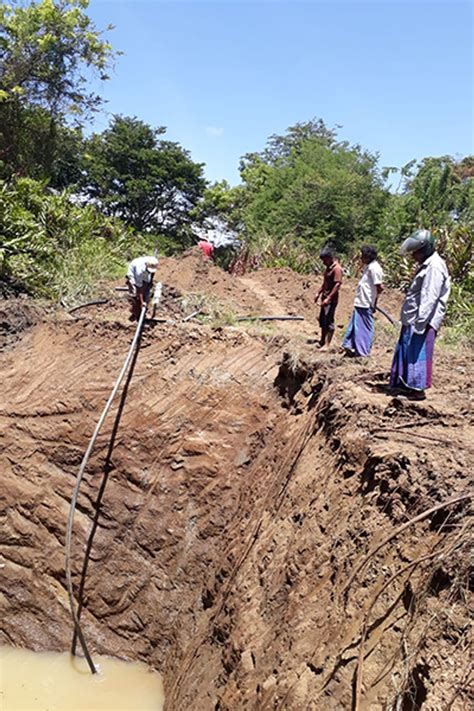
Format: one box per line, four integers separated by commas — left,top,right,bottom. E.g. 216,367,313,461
87,0,473,185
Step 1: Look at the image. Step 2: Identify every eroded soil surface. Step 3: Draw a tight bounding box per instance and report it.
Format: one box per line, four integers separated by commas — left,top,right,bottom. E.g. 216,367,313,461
1,252,473,710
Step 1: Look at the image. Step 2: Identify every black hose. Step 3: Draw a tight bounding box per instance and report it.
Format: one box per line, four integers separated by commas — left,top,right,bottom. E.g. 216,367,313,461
68,300,109,313
236,315,304,322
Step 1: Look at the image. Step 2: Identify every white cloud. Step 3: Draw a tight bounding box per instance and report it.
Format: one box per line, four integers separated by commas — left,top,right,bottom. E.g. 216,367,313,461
205,125,224,137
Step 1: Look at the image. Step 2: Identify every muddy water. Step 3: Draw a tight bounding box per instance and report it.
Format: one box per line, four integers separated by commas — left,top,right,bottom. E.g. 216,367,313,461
0,646,164,710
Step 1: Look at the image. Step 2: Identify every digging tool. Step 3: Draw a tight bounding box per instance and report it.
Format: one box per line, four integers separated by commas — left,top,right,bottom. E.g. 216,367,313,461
375,305,397,325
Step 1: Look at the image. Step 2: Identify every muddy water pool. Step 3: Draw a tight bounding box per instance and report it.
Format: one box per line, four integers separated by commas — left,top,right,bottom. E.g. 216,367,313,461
0,646,164,710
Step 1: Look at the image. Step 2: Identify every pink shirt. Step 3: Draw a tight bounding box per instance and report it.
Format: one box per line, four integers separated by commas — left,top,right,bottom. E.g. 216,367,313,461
198,240,214,259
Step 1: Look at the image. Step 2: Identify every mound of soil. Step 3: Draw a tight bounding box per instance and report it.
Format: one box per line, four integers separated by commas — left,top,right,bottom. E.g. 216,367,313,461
0,297,45,351
0,256,472,710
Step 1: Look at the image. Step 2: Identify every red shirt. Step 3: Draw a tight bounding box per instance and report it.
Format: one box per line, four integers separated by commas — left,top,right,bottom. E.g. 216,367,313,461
322,260,342,303
198,240,214,259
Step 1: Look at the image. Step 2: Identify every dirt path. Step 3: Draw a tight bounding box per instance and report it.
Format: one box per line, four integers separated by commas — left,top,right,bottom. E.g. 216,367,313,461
238,276,293,316
0,254,472,710
238,275,315,338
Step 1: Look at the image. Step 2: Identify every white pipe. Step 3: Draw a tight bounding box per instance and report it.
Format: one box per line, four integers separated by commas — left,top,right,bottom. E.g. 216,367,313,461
64,304,147,673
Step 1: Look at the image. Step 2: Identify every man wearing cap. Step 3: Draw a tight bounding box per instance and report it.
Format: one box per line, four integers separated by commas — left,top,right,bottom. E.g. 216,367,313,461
126,255,159,321
390,229,450,399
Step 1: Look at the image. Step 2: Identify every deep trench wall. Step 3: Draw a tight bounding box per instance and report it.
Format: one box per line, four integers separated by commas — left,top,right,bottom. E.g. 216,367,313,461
0,319,300,664
1,319,472,711
166,356,472,710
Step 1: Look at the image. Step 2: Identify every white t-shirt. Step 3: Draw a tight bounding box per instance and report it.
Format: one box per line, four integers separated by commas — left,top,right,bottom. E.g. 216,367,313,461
354,260,384,308
127,257,153,289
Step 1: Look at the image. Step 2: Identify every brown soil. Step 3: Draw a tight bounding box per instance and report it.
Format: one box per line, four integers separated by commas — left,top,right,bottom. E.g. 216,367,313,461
1,251,472,710
0,297,46,351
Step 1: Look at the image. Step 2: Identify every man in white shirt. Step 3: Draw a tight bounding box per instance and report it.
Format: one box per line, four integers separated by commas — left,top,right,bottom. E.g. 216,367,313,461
342,245,384,357
126,256,159,321
390,229,450,399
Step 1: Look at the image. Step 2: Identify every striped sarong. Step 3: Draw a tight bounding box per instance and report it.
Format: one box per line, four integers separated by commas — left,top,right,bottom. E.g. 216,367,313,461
390,325,436,391
342,307,374,357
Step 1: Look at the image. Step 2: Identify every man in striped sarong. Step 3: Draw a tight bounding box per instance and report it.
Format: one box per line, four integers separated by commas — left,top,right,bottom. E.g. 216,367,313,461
343,245,384,357
389,229,450,400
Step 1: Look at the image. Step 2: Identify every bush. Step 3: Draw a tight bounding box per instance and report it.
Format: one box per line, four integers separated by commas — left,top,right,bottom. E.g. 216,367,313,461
0,178,137,305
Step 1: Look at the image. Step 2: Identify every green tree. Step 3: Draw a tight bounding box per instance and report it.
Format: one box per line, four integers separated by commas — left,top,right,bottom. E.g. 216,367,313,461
82,115,207,243
236,119,388,255
0,0,116,181
403,156,473,228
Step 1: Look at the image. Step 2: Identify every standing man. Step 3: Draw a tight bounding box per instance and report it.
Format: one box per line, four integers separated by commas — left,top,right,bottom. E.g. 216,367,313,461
342,245,384,357
390,229,450,400
126,255,159,321
314,246,343,349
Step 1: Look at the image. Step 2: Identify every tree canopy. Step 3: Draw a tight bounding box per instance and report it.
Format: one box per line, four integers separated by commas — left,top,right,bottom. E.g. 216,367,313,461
229,119,390,254
0,0,116,181
82,115,206,241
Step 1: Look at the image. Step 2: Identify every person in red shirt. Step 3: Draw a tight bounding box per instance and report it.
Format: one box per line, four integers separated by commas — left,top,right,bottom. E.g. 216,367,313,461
197,237,214,260
314,247,343,348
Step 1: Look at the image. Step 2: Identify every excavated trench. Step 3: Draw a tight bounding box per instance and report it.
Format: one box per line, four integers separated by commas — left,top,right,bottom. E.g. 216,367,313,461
1,283,473,710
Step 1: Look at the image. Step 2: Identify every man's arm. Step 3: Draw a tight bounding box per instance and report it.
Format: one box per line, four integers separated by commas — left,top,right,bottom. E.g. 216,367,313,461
322,265,342,306
314,284,323,303
373,283,384,310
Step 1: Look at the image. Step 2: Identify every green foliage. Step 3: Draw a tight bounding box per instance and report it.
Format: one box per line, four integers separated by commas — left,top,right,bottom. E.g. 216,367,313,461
0,0,115,116
234,119,389,255
82,115,207,243
0,102,85,184
191,180,240,226
0,0,116,181
0,177,133,305
381,156,473,241
402,157,473,229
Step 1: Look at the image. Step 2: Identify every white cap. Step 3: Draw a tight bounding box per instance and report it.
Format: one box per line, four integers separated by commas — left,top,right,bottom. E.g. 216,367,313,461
145,256,159,273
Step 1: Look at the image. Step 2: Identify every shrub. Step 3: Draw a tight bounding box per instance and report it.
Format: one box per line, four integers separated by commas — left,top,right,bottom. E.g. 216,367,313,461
0,178,136,305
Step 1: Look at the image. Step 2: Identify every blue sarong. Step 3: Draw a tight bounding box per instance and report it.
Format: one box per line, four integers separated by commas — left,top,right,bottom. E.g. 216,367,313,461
342,307,374,357
390,325,436,391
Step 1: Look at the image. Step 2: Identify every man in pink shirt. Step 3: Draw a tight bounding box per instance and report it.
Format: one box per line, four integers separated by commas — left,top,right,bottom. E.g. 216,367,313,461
197,237,214,260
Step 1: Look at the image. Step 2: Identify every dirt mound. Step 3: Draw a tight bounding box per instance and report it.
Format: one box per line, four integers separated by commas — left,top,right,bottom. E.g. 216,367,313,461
76,251,403,334
0,260,472,710
158,249,260,314
0,297,45,351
